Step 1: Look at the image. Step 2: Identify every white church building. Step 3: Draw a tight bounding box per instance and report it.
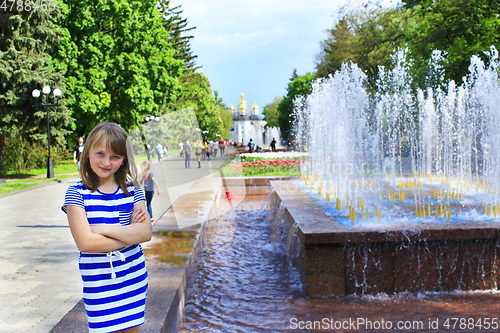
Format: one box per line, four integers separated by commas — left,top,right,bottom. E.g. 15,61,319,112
228,93,281,148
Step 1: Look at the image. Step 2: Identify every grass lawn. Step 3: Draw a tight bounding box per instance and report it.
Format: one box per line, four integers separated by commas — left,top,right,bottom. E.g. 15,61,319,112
0,161,79,195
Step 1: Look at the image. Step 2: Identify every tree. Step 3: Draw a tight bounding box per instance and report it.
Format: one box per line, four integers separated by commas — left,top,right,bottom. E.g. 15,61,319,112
0,4,73,159
315,6,413,90
172,72,224,140
262,96,282,129
214,90,232,139
403,0,500,84
277,71,315,140
53,0,184,137
158,0,199,72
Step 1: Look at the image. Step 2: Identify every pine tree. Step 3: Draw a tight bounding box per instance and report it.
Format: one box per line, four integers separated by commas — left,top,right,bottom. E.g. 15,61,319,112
0,5,73,158
158,0,199,72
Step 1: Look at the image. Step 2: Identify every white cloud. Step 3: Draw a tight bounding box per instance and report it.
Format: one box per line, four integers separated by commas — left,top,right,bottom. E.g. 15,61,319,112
166,0,363,107
195,26,288,51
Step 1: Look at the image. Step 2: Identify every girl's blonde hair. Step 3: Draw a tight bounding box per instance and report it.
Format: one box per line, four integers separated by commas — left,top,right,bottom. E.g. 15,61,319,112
80,122,139,196
140,160,151,172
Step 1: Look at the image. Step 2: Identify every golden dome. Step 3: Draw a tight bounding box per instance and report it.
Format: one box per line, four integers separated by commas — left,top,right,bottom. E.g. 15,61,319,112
238,92,248,116
251,103,259,115
228,104,235,115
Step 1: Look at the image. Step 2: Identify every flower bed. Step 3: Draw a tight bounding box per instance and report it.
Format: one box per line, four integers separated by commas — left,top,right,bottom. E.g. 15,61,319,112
217,152,307,177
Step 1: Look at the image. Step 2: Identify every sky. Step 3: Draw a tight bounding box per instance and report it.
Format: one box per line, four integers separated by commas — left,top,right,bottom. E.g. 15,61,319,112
168,0,350,114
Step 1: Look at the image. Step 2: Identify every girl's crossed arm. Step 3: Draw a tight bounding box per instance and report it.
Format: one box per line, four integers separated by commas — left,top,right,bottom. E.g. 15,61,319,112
90,201,152,245
67,205,129,253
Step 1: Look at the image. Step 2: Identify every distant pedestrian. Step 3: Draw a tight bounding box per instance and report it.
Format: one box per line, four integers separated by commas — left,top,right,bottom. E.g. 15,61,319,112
248,138,255,153
73,136,84,171
205,140,211,161
194,140,203,168
270,137,277,151
213,140,218,157
209,140,214,157
219,137,225,156
178,140,183,157
62,122,150,333
146,144,152,160
183,139,192,168
140,160,161,222
155,142,164,161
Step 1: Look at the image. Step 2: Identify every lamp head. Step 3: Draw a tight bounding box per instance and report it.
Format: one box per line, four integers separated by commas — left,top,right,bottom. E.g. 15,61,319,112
53,88,62,97
42,86,51,95
32,89,40,98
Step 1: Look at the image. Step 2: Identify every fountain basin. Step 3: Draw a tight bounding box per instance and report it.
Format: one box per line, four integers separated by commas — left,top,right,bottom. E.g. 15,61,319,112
270,180,500,296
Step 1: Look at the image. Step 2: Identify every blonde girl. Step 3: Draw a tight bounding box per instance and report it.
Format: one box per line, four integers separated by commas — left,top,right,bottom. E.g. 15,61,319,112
62,122,151,333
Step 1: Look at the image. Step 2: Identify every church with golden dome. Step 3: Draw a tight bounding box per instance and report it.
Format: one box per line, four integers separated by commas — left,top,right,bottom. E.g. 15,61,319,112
228,93,270,146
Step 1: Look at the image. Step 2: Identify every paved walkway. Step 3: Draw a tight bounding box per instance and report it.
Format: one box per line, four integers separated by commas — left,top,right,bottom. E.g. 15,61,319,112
0,149,232,333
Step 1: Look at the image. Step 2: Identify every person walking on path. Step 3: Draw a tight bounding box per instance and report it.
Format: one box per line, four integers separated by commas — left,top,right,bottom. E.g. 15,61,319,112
183,139,192,168
194,139,203,168
155,142,164,161
270,137,277,152
178,140,183,157
205,140,210,161
213,140,218,158
248,138,255,153
219,137,225,156
73,136,84,171
62,122,151,333
140,160,161,222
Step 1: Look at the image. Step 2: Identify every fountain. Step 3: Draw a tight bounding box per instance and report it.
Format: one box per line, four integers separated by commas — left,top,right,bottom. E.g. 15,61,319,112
270,47,500,296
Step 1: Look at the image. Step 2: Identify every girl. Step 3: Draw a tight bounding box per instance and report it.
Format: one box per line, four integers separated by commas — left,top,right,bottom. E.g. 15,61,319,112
62,122,151,333
139,160,161,222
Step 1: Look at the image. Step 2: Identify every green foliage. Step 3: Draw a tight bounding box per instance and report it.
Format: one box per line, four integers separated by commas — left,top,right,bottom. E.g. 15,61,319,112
315,6,413,90
0,130,72,174
54,0,184,137
402,0,500,85
215,91,233,139
158,0,199,72
262,96,282,129
0,134,46,173
173,72,225,140
277,71,315,140
0,4,73,147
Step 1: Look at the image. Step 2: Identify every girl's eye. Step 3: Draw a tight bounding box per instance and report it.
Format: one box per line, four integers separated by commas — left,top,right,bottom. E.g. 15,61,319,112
112,156,121,160
97,152,104,156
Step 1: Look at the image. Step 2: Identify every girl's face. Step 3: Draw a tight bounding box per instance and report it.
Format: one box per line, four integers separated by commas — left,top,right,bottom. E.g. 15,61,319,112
88,140,124,183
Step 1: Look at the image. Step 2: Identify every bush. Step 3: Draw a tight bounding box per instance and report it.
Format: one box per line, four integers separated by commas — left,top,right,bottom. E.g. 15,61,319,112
0,135,50,173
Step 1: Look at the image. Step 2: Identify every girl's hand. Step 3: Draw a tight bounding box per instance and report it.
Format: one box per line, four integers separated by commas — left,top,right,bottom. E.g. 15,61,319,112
131,208,146,224
157,189,161,195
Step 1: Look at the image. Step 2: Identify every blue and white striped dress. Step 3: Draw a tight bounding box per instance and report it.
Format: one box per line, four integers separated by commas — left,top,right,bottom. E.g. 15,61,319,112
62,181,148,333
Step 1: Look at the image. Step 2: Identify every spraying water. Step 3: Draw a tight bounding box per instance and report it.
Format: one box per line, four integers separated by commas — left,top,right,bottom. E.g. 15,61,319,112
295,47,500,224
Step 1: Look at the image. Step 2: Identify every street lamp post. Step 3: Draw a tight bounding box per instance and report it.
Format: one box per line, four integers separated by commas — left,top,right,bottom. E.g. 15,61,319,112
142,116,160,160
32,86,62,179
